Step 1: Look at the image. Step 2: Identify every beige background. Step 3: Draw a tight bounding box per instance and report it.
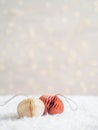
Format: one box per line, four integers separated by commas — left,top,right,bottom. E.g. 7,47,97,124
0,0,98,95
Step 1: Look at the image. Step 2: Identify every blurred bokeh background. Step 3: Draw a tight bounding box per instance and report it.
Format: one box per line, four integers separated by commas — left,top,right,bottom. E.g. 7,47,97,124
0,0,98,95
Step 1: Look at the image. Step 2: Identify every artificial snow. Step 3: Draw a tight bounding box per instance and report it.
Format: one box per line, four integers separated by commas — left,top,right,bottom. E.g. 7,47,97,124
0,96,98,130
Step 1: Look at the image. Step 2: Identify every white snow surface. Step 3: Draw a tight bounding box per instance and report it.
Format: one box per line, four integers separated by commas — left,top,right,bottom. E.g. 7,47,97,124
0,96,98,130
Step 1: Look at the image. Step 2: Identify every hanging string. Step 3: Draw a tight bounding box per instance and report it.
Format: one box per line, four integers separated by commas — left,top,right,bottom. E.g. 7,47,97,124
56,93,78,111
0,93,78,111
0,93,28,106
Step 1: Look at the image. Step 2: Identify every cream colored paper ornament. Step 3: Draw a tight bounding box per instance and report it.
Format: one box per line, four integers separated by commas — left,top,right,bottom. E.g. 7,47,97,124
17,98,45,117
